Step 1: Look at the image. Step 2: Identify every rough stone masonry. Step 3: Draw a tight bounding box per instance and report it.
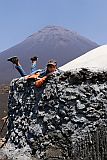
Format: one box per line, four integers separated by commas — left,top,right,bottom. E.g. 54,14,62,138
1,68,107,160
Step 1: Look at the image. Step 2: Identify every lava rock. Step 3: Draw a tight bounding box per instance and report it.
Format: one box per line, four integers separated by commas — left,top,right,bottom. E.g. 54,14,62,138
1,69,107,160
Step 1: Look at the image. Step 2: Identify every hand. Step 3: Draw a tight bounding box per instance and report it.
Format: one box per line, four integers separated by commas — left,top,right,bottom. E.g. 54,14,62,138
24,75,30,80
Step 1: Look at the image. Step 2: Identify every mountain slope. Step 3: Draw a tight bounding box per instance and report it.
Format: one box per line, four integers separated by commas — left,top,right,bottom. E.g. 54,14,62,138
59,45,107,71
0,26,99,83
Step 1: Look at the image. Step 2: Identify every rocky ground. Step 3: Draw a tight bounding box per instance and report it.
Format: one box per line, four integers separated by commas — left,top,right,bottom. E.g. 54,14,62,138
1,69,107,159
0,85,9,136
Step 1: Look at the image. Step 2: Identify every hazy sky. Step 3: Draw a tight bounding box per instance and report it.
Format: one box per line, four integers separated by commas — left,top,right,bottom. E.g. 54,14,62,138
0,0,107,52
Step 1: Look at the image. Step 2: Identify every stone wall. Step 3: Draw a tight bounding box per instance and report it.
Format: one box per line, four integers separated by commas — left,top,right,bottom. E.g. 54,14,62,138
1,69,107,160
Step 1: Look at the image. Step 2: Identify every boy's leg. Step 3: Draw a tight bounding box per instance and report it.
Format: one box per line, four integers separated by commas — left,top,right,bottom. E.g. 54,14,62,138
31,62,37,73
30,61,42,75
15,65,27,77
8,56,27,77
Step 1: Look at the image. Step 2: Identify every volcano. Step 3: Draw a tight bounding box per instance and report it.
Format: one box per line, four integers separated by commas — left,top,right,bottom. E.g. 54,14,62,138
0,26,99,83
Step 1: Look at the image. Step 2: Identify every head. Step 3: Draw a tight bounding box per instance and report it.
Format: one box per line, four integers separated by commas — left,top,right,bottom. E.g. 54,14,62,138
46,60,57,73
30,56,38,63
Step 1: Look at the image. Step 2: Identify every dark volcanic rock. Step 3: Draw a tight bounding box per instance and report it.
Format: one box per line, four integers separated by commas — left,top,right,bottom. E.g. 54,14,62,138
1,69,107,160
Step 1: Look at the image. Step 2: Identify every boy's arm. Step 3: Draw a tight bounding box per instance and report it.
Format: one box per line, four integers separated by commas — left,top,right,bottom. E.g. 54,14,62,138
35,76,47,88
25,72,40,79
